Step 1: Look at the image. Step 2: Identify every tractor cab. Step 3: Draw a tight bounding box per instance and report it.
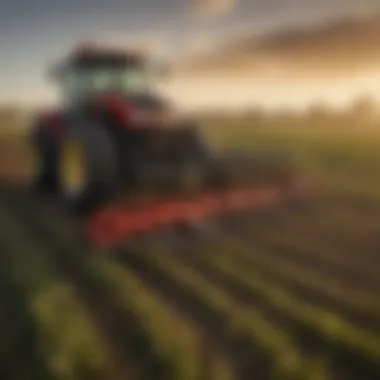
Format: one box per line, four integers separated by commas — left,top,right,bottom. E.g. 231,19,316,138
31,42,215,214
29,42,305,246
50,43,169,113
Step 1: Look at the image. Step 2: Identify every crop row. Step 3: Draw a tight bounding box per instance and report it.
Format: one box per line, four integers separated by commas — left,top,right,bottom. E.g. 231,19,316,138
0,232,53,379
0,208,114,380
210,228,380,330
123,238,332,380
6,191,234,380
156,234,380,379
247,200,380,263
213,212,380,318
14,192,331,380
1,186,379,380
237,222,380,294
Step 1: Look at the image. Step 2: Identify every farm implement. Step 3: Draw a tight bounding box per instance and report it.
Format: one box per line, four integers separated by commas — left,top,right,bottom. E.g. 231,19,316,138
29,42,311,248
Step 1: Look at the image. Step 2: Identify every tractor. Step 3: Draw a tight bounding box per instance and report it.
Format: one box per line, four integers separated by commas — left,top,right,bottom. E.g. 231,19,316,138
30,43,224,210
28,42,303,247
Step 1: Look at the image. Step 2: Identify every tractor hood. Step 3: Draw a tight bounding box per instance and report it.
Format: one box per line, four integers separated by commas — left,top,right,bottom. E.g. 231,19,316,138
127,93,169,112
128,93,180,127
95,91,183,128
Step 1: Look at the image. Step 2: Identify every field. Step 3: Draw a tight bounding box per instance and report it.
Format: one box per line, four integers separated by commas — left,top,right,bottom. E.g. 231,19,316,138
0,118,379,380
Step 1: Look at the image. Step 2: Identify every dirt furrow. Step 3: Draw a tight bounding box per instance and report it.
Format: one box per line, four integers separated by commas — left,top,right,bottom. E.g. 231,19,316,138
115,246,276,380
4,187,170,380
189,228,380,331
221,212,380,294
0,272,52,380
162,234,379,380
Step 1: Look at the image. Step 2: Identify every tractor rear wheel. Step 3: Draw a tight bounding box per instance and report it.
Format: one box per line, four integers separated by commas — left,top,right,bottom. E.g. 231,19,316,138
57,123,119,213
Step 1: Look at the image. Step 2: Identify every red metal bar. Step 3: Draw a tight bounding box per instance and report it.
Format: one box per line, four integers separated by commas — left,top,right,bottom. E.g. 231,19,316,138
85,181,310,248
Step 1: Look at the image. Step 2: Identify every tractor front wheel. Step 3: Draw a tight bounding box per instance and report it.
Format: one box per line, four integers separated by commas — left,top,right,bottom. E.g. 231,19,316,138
57,123,119,214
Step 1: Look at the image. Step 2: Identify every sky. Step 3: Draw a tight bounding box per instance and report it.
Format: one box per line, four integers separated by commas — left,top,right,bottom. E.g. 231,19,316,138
1,0,380,109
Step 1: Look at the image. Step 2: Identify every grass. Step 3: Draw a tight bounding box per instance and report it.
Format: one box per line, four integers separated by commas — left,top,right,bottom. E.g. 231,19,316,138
202,118,380,199
0,208,112,380
0,116,379,379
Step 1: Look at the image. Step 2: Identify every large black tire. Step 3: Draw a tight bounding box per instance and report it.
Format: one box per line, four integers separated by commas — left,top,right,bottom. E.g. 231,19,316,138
57,122,119,214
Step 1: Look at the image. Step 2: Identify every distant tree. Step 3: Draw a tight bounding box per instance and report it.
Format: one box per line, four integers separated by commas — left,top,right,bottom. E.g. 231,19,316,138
349,94,379,124
307,102,331,120
241,105,267,123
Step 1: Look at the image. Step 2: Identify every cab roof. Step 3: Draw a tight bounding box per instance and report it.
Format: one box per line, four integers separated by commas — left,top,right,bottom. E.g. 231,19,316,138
64,42,147,69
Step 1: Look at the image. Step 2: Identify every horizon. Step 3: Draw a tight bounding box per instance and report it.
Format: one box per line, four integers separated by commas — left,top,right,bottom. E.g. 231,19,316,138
2,0,380,110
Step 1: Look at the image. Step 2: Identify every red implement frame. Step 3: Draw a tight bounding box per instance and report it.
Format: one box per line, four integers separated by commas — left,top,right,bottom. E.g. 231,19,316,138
86,181,311,248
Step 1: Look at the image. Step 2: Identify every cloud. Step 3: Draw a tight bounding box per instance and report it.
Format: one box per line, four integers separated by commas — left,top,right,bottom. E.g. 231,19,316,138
94,33,170,57
189,0,236,18
128,36,167,55
176,12,380,79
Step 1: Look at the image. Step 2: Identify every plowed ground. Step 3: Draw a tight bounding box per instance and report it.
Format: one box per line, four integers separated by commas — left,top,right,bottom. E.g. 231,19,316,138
0,128,379,380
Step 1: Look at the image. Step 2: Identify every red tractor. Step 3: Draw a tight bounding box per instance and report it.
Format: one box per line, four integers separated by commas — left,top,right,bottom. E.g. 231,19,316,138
29,43,305,247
